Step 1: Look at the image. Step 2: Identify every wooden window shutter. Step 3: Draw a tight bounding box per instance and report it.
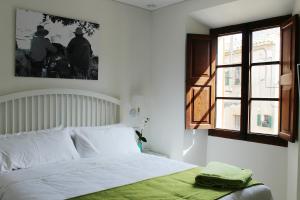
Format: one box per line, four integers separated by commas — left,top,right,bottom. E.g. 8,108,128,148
279,15,298,142
185,34,216,129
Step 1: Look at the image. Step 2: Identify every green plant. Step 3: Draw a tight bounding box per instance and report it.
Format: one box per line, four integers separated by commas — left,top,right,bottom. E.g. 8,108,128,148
135,130,147,143
135,117,150,143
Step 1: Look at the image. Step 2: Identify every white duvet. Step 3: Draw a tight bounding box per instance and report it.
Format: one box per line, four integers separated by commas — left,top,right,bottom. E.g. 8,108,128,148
0,153,273,200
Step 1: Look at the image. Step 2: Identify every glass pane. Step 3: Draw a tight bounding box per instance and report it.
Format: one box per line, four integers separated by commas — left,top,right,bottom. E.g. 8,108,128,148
252,27,280,63
216,99,241,130
218,33,242,65
251,65,279,98
250,101,279,135
217,67,241,97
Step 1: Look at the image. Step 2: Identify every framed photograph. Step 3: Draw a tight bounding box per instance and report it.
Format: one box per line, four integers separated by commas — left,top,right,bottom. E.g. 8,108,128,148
297,64,300,97
15,8,100,80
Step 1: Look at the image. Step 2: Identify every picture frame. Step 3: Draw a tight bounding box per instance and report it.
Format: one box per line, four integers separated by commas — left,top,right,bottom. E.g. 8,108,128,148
297,64,300,97
15,8,100,80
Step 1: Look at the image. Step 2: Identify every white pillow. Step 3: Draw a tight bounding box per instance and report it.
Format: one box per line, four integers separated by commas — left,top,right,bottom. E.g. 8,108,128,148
0,129,79,172
0,126,63,172
0,125,63,138
68,124,126,136
73,134,99,158
73,126,140,158
65,124,126,140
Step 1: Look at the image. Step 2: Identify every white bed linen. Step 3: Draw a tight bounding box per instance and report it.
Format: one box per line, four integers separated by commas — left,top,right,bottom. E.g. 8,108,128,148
72,126,140,158
0,129,79,172
0,153,272,200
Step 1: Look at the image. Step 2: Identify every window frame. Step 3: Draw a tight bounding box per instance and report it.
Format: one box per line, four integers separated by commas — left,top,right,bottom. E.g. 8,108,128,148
209,15,291,147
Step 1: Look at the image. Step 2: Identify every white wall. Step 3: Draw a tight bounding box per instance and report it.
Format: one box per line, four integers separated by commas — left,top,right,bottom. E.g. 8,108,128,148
149,0,236,163
150,0,289,199
287,142,299,200
0,0,297,199
0,0,152,124
207,137,287,200
294,0,300,14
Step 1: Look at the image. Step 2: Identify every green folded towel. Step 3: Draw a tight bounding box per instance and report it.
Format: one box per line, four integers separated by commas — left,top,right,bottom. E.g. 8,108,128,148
195,162,253,189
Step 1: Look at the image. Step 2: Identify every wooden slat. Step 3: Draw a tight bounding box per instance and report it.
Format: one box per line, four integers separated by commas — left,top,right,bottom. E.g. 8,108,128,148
81,96,84,126
44,95,47,129
50,95,53,128
77,95,80,126
66,95,69,126
92,98,95,126
95,98,98,125
61,95,64,126
19,99,22,132
5,101,8,133
12,99,15,133
31,97,34,130
55,94,59,126
85,96,88,126
99,100,102,125
104,101,107,125
91,97,93,126
71,95,74,126
25,97,28,131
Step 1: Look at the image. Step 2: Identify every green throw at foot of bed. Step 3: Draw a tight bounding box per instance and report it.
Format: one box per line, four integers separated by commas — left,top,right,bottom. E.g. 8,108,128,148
69,167,261,200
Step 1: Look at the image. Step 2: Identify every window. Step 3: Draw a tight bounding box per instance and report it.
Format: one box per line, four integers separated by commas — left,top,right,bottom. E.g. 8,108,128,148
216,33,242,131
215,28,280,136
186,15,298,146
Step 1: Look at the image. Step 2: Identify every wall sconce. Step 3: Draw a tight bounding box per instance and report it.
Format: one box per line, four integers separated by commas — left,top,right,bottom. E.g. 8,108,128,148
129,95,144,118
129,107,140,117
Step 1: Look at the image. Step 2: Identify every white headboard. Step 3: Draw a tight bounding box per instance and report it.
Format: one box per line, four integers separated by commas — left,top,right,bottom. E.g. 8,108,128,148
0,89,120,134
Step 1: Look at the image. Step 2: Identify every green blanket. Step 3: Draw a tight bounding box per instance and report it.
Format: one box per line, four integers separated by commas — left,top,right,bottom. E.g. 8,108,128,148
69,167,260,200
195,162,253,189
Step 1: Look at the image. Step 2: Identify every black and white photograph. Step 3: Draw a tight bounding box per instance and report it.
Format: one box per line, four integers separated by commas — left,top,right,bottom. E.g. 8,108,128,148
15,8,100,80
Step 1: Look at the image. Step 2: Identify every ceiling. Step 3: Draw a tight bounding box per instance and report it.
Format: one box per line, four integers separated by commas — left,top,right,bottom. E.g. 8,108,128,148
114,0,185,11
191,0,295,28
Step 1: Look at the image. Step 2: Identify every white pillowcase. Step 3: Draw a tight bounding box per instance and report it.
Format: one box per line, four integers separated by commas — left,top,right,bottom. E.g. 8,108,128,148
0,129,79,172
67,124,126,136
73,133,99,158
0,125,63,139
73,126,140,158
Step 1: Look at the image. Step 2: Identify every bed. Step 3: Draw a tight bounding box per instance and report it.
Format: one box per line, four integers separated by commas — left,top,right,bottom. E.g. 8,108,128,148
0,89,273,200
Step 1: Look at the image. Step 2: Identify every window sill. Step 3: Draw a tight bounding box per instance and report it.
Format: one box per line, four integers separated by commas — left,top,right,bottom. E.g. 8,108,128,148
208,129,288,147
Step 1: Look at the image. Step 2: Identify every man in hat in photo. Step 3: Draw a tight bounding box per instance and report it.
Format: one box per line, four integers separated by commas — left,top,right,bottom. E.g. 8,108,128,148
67,27,93,79
29,25,57,77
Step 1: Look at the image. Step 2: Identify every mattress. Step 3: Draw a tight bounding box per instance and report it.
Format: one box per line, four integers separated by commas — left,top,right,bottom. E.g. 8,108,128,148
0,153,273,200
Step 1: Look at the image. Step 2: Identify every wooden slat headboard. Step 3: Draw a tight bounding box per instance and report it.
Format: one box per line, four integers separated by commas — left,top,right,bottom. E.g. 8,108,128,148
0,89,120,134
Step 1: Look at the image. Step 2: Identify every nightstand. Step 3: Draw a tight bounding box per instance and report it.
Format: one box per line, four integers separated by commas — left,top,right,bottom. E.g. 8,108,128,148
142,148,169,158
